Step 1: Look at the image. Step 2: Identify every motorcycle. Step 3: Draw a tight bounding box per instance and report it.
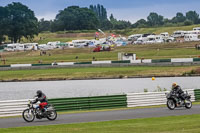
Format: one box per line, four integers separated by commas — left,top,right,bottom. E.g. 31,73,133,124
165,90,192,110
22,100,57,122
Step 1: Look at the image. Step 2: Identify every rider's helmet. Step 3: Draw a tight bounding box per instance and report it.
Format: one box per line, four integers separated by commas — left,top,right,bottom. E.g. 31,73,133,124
36,90,42,97
172,82,177,89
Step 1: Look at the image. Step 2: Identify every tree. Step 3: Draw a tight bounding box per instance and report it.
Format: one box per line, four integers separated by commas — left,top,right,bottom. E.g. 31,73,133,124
0,6,8,44
99,19,113,30
109,14,115,22
115,20,132,29
55,6,99,31
5,2,38,43
132,19,147,28
184,20,193,26
147,12,164,26
171,12,186,23
89,4,110,30
38,18,52,32
186,11,200,24
109,14,131,30
90,4,107,21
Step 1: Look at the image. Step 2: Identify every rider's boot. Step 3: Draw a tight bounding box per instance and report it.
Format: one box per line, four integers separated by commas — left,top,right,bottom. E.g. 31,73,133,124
176,99,181,106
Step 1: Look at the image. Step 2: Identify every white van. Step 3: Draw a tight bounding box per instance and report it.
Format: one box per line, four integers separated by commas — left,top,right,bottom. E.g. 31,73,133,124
146,35,164,44
193,27,200,31
4,43,24,51
72,40,91,48
184,34,200,41
128,34,143,42
172,31,187,38
187,30,200,35
24,43,38,51
47,41,60,49
160,32,175,42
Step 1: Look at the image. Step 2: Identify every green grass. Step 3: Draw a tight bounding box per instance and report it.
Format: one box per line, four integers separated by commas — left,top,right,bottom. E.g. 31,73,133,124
18,32,95,44
1,114,200,133
1,41,200,81
1,41,199,65
114,24,200,35
0,66,198,81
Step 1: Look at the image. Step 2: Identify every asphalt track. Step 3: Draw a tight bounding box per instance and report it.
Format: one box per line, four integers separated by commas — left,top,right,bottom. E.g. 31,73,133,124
0,105,200,128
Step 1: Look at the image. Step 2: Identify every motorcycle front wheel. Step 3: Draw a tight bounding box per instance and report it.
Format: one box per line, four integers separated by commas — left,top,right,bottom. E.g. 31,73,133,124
167,100,176,110
22,109,35,122
47,110,57,121
185,100,192,109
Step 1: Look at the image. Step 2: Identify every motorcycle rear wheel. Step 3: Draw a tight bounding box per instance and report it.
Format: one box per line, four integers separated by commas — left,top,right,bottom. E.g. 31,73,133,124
22,109,35,122
167,100,176,110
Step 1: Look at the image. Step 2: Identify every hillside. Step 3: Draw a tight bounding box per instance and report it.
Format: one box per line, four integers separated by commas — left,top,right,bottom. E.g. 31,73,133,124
17,24,200,44
114,24,200,36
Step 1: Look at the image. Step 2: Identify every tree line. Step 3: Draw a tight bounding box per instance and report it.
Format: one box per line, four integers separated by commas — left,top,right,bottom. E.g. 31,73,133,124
0,2,38,43
39,4,132,32
133,11,200,28
0,2,200,44
39,5,200,32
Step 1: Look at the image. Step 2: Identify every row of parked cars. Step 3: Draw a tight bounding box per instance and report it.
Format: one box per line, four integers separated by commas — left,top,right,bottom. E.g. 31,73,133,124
3,36,127,52
128,27,200,44
4,42,60,52
3,27,200,52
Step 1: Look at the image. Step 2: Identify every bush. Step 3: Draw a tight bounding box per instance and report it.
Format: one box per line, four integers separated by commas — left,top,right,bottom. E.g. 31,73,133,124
154,86,168,92
144,88,148,92
184,20,193,26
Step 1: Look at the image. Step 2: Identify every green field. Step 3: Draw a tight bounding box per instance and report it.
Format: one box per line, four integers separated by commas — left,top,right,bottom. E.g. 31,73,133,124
1,114,200,133
0,66,198,81
1,41,199,65
1,41,200,81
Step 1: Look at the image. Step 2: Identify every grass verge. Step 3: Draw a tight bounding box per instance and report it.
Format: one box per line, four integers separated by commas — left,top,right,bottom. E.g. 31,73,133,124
0,66,199,81
1,114,200,133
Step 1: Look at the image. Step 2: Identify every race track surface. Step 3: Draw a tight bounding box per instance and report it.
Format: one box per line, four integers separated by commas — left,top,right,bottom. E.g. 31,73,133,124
1,105,200,128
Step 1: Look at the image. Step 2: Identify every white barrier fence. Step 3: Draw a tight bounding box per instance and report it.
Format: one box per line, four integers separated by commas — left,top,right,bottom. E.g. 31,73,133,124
92,61,112,64
11,64,32,67
0,99,32,117
127,89,195,107
171,58,193,63
52,62,74,66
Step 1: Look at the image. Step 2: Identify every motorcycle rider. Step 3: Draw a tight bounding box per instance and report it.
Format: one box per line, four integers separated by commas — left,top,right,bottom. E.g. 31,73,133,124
32,90,48,115
172,82,185,105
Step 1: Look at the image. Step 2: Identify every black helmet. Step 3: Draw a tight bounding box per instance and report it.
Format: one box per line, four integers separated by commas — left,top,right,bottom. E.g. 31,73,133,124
36,90,42,97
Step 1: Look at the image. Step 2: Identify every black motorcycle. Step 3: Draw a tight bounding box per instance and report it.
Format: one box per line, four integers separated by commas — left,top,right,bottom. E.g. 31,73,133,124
22,100,57,122
165,90,192,110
